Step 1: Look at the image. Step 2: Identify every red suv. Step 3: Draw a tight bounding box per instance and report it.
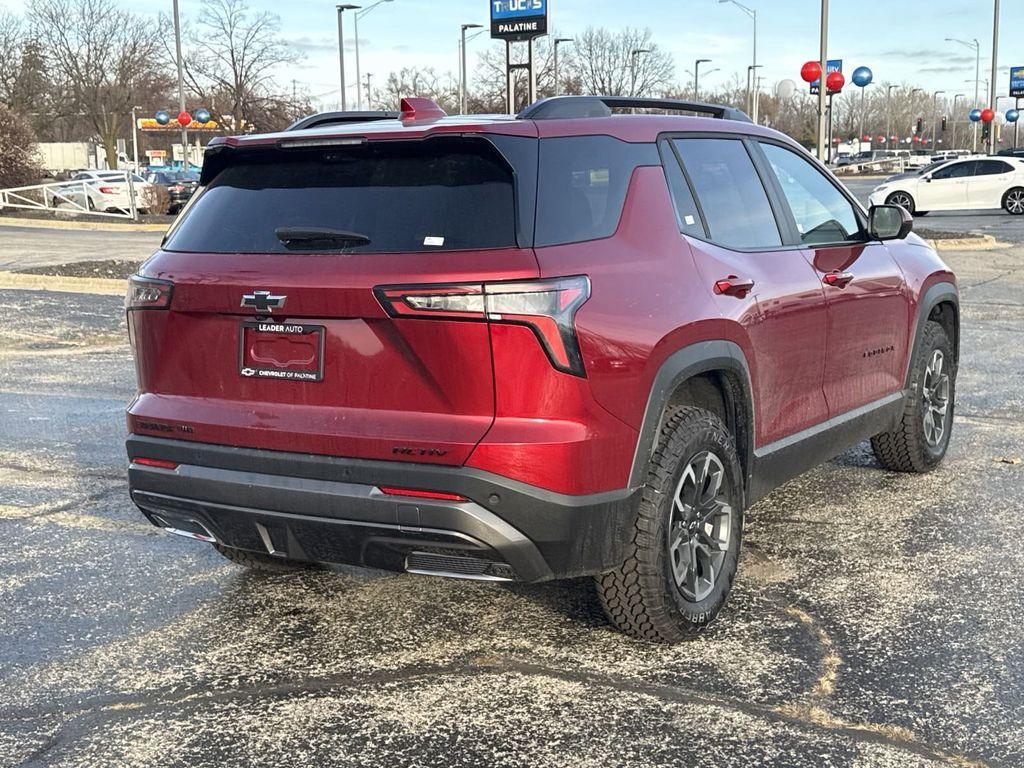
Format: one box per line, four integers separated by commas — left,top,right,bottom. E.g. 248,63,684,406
126,96,958,641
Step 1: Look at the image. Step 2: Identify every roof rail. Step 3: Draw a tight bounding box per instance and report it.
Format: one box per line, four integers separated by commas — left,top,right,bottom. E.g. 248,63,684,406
517,96,752,123
286,111,400,132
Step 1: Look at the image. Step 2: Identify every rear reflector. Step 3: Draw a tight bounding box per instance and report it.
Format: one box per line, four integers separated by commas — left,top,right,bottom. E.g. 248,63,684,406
375,275,591,376
379,487,469,502
134,457,179,470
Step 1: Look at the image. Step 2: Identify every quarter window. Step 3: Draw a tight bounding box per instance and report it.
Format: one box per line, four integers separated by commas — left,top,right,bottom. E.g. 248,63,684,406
660,144,706,237
672,138,782,249
760,142,863,245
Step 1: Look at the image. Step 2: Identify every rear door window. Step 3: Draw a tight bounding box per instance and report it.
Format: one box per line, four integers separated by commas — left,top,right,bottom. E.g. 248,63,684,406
164,137,517,254
672,138,782,249
535,136,659,246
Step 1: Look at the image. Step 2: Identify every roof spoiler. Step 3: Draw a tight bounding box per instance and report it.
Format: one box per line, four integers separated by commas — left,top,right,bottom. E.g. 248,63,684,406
285,111,400,131
517,96,752,123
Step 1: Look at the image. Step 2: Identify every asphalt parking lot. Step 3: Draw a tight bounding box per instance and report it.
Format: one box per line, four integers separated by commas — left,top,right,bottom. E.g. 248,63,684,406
1,217,1023,767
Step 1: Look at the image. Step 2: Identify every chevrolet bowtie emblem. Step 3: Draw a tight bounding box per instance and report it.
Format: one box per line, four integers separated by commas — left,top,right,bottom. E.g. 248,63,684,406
241,290,286,312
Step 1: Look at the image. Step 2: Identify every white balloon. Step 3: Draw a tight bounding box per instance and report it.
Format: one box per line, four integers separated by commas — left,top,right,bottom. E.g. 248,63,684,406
776,79,796,99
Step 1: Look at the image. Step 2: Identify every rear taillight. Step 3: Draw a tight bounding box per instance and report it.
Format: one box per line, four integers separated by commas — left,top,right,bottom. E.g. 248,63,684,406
375,276,591,376
126,275,173,310
98,186,118,194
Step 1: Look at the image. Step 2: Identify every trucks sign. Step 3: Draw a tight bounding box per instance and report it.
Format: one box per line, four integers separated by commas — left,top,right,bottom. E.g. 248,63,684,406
1011,66,1024,99
490,0,547,42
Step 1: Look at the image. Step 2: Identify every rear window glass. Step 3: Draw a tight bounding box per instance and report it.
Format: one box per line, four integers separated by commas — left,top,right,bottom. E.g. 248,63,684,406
535,136,659,247
164,138,517,254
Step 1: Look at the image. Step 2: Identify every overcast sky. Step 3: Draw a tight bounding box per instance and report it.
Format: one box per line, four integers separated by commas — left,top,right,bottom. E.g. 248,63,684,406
2,0,1021,111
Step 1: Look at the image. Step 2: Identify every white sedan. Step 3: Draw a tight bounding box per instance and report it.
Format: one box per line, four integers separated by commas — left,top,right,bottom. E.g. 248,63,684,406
56,171,152,213
868,157,1024,216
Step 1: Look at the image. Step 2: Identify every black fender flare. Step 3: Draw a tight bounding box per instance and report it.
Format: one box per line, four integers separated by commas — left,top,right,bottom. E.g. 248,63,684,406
905,281,959,388
627,340,755,496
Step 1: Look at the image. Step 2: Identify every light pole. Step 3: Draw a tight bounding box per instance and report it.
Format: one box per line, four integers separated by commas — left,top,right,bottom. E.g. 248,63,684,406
171,0,187,166
816,0,829,162
718,0,758,122
630,49,650,96
694,58,711,100
460,23,483,114
952,93,965,149
931,90,945,148
947,37,981,152
886,84,898,149
337,5,359,111
988,0,1000,155
130,105,142,171
354,0,394,110
747,64,762,119
553,38,574,97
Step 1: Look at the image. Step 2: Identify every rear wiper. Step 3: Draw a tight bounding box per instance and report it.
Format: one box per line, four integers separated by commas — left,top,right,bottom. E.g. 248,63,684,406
275,227,371,250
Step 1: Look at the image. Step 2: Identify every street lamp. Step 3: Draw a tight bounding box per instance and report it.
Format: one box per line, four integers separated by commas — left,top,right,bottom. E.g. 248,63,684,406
171,0,187,163
130,105,143,171
718,0,758,122
931,90,946,148
459,23,483,114
988,0,1001,155
354,0,394,110
747,64,762,119
947,37,981,152
553,38,574,97
693,58,711,100
952,93,965,149
886,85,898,150
337,4,360,111
630,49,651,96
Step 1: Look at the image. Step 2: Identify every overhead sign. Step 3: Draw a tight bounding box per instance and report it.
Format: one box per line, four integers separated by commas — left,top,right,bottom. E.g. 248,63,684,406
810,59,843,95
136,118,219,132
490,0,547,42
1011,66,1024,99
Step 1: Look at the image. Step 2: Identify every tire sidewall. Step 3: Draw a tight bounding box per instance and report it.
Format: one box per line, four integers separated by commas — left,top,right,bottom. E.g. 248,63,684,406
911,324,956,466
1003,187,1024,215
886,191,915,215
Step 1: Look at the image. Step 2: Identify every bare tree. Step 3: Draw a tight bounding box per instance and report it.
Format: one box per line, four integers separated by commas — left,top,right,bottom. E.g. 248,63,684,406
0,103,44,187
374,67,459,113
170,0,302,133
563,27,674,98
28,0,168,168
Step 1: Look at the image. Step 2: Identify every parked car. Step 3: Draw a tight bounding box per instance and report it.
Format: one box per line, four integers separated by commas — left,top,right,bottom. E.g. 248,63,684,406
869,156,1024,215
997,148,1024,159
53,170,152,213
126,96,959,642
931,150,972,163
144,169,200,213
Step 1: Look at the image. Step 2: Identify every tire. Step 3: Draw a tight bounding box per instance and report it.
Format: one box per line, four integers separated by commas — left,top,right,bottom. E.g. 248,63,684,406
915,211,930,217
1002,187,1024,215
596,406,744,642
212,543,321,573
885,191,916,216
871,320,955,473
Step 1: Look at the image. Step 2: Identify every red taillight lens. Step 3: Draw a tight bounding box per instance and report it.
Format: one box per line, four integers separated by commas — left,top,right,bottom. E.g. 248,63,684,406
375,276,591,376
98,186,118,194
126,275,173,310
379,487,469,502
133,457,179,470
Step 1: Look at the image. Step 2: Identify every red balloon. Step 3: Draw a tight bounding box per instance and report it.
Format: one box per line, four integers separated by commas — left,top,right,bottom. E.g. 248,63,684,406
801,61,822,83
862,134,871,141
825,71,845,93
177,111,192,127
876,134,886,142
981,108,995,123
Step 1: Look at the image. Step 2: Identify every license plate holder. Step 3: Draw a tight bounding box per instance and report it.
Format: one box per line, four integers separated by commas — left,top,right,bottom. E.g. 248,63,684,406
238,321,325,382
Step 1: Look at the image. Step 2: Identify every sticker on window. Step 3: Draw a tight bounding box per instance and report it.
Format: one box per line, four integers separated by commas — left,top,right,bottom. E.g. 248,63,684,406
423,236,445,246
684,215,696,226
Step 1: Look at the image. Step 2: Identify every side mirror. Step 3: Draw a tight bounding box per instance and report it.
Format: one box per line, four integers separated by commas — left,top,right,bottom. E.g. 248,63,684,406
868,204,913,241
923,174,932,182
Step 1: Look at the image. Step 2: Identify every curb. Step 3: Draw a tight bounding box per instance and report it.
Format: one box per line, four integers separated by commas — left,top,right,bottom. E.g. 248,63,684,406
0,216,168,233
0,271,126,296
926,234,1007,251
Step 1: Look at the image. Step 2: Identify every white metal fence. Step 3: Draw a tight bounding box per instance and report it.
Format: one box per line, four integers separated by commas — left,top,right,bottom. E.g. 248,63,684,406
0,172,139,221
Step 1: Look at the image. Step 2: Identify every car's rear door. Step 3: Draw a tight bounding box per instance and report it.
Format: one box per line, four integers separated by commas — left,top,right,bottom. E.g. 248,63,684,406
967,159,1016,208
664,136,830,447
753,139,911,416
919,160,973,210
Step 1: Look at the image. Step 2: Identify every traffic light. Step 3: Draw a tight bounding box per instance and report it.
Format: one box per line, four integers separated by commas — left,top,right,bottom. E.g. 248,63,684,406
915,117,923,135
941,115,948,132
982,123,991,140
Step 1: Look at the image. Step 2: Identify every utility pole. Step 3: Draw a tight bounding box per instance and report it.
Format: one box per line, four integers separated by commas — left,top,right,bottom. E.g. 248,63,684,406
952,93,965,149
553,38,574,97
171,0,187,165
630,49,650,97
817,0,829,162
337,5,359,111
931,90,945,149
886,85,897,150
364,73,373,108
989,0,1000,155
460,24,483,114
130,105,141,171
694,58,711,101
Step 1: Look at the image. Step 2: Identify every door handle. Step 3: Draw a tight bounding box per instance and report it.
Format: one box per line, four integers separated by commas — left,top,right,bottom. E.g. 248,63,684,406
823,270,854,288
714,276,755,298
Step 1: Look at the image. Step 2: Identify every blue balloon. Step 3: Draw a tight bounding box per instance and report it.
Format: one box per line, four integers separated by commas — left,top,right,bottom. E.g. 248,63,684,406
155,110,170,125
195,108,211,124
1007,109,1020,124
852,66,873,88
969,108,983,122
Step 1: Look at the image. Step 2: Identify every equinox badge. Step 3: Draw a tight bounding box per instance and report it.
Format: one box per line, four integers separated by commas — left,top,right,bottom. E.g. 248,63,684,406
241,290,286,312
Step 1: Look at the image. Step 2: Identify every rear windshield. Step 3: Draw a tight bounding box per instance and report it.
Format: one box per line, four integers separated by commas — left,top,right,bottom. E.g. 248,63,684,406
164,138,517,254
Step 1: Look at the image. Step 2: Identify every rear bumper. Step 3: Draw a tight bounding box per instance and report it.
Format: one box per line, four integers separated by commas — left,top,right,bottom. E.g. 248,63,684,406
127,436,638,582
